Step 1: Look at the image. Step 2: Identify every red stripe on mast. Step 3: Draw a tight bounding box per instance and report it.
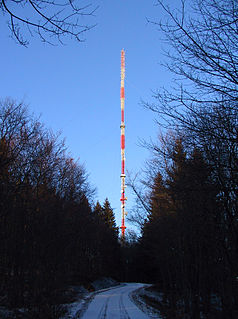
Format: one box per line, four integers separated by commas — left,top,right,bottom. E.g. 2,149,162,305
121,135,125,149
120,87,125,98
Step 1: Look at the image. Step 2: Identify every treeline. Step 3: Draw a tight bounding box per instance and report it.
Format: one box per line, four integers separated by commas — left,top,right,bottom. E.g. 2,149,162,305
127,0,238,318
0,99,120,314
128,111,238,318
134,136,237,318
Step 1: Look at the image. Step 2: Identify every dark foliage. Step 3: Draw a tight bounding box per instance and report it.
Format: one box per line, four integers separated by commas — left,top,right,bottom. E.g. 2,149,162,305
127,0,238,317
0,99,121,316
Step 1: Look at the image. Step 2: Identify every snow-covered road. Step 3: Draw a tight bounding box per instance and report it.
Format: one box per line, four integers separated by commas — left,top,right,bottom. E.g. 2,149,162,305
80,283,150,319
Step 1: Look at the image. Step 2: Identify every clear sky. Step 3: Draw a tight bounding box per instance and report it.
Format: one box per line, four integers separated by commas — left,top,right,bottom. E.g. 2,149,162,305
0,0,178,228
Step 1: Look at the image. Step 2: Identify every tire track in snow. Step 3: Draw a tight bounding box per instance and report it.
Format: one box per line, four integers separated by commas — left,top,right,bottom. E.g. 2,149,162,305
73,292,96,318
97,296,110,319
119,292,131,319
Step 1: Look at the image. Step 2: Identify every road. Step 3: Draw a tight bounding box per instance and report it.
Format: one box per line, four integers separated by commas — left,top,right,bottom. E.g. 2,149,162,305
80,283,150,319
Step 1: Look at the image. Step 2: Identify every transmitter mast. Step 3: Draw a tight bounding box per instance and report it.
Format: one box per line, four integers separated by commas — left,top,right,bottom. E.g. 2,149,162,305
120,49,126,240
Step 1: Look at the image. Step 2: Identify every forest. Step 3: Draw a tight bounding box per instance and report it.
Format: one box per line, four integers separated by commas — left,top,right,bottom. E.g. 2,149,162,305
126,0,238,318
0,0,238,318
0,99,122,317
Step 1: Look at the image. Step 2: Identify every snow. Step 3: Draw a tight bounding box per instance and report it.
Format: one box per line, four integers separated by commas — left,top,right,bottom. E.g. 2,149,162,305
65,278,120,318
77,283,153,319
1,281,162,319
131,286,163,318
66,292,95,319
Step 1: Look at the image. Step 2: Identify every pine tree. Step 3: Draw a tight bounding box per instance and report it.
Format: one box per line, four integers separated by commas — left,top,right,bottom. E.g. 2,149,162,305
139,138,221,317
94,201,103,216
101,198,118,234
149,172,173,220
92,199,120,278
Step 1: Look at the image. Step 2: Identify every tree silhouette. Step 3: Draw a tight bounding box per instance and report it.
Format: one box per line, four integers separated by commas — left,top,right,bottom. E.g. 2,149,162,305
101,198,118,233
0,0,97,46
136,137,227,317
0,99,121,315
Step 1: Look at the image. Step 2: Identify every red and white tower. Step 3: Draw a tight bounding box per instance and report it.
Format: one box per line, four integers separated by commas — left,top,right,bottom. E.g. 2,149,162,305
120,49,126,240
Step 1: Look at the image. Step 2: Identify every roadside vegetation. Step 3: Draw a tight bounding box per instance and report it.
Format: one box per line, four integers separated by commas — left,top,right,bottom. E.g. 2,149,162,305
0,99,121,318
126,0,238,318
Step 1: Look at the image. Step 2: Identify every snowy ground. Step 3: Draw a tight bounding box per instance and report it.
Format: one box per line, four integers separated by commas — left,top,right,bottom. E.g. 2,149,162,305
0,281,163,318
65,278,121,318
131,285,163,318
66,283,162,319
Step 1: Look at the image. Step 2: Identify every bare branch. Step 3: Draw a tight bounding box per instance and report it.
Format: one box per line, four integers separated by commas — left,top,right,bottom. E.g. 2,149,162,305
0,0,97,46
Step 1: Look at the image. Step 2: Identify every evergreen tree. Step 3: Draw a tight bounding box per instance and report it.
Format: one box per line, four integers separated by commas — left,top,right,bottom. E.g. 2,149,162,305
139,138,221,318
0,99,121,313
101,198,118,234
93,201,103,217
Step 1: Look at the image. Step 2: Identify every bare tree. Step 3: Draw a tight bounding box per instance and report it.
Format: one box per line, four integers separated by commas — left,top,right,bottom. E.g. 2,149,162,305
147,0,238,126
142,1,238,316
148,0,238,230
0,0,97,46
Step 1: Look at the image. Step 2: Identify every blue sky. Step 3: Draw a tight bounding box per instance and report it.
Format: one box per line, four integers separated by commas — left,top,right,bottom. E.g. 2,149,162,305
0,0,178,228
